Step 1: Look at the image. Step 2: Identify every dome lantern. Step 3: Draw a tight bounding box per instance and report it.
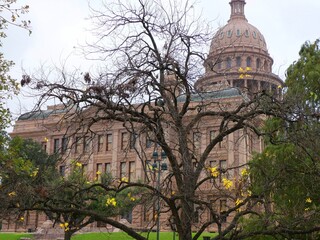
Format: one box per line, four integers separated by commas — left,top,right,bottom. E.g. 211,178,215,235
229,0,247,21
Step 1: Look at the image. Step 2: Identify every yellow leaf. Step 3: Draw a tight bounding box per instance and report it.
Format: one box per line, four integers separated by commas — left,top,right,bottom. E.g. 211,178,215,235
121,177,128,183
235,199,243,206
222,178,233,190
241,168,249,177
75,162,82,167
106,197,117,207
208,167,219,178
8,191,16,197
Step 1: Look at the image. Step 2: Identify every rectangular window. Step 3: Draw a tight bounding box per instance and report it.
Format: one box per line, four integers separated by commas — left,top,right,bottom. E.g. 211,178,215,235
53,138,60,154
193,132,201,153
146,136,152,148
210,199,216,221
219,137,227,149
219,160,227,182
143,205,152,222
75,137,81,154
83,137,90,153
220,199,227,212
120,162,127,179
146,131,155,148
220,160,227,171
130,133,137,149
105,163,111,175
210,160,217,167
82,164,88,176
96,163,102,182
106,134,112,151
220,199,227,223
248,134,253,153
59,165,65,176
145,160,152,181
97,135,104,152
129,161,136,182
193,205,200,223
210,160,217,182
121,132,128,150
61,137,68,153
41,142,47,152
209,130,215,142
82,137,88,153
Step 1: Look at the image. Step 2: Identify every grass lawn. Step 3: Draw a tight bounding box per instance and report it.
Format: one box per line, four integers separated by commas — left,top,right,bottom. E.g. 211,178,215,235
0,233,34,240
0,231,217,240
72,231,217,240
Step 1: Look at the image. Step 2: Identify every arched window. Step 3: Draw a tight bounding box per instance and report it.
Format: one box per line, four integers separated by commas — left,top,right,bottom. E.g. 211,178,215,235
253,31,257,39
264,61,268,71
226,58,232,68
256,58,261,69
236,56,241,67
217,61,222,70
246,57,252,67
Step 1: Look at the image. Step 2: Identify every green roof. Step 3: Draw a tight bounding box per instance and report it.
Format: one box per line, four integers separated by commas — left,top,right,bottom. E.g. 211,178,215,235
177,87,244,102
18,88,245,121
18,108,68,121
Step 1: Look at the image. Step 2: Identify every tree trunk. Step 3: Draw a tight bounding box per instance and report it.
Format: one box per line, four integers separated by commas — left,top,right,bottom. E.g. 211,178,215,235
64,230,73,240
179,201,193,240
177,176,195,240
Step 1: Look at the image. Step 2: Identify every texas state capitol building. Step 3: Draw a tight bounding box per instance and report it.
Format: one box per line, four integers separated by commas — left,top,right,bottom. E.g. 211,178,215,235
5,0,283,233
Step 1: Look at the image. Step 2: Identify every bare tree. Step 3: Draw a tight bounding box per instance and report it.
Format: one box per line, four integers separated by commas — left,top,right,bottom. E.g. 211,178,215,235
19,0,288,240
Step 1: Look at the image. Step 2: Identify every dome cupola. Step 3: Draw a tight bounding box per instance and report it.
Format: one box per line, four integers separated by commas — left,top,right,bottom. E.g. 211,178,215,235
195,0,283,95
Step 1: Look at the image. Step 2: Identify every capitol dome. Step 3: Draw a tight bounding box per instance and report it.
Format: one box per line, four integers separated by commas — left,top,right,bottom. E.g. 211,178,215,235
195,0,283,95
210,19,268,57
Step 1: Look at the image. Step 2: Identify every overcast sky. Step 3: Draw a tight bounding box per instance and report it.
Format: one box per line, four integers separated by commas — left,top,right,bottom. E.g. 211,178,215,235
3,0,320,120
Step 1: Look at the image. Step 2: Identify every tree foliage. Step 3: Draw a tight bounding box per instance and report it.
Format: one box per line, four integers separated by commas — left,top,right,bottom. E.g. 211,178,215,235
2,138,137,238
247,39,320,240
0,0,30,132
0,137,57,219
285,39,320,118
1,137,143,240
